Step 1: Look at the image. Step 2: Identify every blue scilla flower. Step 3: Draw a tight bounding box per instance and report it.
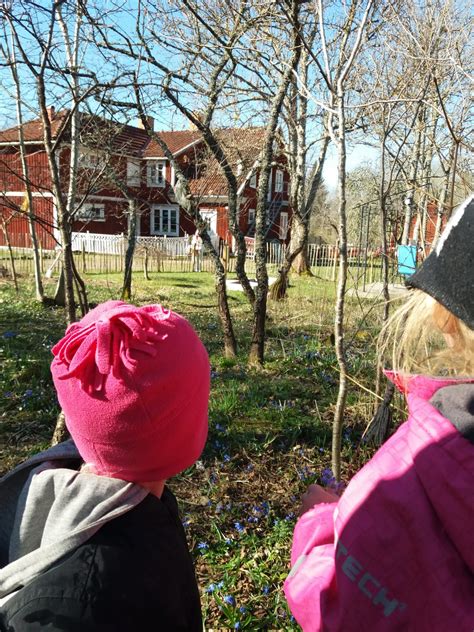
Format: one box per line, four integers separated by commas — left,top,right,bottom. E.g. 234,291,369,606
197,542,209,550
23,389,33,398
321,467,335,486
234,522,244,533
206,583,216,593
2,331,17,339
239,606,247,614
234,623,241,630
224,595,236,606
215,423,225,432
223,454,231,462
262,585,270,595
217,581,224,589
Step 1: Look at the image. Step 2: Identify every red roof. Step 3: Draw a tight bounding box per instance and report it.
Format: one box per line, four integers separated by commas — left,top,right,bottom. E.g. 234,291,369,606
188,127,267,196
0,111,267,160
143,130,202,157
0,109,70,144
0,111,205,157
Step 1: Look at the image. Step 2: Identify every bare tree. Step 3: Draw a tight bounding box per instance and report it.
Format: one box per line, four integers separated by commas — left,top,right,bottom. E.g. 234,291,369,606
269,15,331,298
314,0,376,478
0,24,45,302
0,0,123,323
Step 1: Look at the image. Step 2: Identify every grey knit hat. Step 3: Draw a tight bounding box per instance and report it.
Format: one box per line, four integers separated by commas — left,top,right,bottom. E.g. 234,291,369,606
406,194,474,330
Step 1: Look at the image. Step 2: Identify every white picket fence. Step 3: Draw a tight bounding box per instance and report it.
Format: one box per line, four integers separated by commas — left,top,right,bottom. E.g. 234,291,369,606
71,232,190,256
4,232,398,284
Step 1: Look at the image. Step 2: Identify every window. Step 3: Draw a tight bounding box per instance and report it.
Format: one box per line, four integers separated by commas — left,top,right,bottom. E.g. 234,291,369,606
147,161,166,187
248,208,255,225
275,169,284,193
127,160,141,186
75,203,105,222
249,173,257,188
79,150,100,170
151,205,179,236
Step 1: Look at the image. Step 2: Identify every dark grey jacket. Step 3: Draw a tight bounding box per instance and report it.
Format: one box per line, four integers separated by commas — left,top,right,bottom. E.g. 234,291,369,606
0,443,202,631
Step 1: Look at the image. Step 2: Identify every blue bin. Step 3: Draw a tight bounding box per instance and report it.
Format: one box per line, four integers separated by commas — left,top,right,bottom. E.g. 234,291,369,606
397,245,417,276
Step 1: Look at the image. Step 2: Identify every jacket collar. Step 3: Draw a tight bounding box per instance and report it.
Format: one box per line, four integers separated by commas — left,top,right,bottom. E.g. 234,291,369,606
384,370,474,400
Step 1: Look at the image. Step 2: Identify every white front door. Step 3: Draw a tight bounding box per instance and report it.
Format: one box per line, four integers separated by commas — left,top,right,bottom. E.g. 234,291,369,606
200,209,218,235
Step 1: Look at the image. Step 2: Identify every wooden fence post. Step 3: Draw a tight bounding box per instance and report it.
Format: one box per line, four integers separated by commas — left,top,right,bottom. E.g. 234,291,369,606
144,248,150,280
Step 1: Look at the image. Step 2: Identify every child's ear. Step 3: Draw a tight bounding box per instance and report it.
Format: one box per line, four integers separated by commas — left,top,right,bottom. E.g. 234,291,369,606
432,301,459,336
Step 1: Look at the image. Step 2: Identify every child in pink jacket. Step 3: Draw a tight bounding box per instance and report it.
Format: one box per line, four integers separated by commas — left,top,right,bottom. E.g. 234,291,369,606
284,194,474,631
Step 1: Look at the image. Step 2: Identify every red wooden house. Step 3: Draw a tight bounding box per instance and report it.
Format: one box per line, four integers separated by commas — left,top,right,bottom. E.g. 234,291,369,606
0,109,291,251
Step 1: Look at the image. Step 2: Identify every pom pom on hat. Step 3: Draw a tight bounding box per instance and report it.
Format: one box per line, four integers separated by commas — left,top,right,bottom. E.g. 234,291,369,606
51,301,210,482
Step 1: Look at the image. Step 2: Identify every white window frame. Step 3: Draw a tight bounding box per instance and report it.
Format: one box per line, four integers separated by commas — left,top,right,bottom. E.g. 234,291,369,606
279,211,289,239
267,170,272,201
275,169,284,193
147,160,166,187
151,204,179,236
249,173,257,188
79,149,101,170
127,160,141,186
75,203,105,222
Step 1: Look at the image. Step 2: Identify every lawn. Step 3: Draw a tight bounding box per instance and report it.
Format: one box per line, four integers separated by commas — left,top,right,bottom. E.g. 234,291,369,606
0,270,403,630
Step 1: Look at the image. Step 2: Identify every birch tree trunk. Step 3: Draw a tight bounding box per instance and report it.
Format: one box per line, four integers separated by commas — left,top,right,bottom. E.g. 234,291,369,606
331,92,350,479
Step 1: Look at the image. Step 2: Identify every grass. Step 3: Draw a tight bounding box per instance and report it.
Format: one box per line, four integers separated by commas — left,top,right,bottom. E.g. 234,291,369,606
0,269,402,630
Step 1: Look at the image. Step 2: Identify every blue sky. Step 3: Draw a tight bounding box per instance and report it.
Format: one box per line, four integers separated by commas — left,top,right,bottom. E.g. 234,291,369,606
322,144,379,190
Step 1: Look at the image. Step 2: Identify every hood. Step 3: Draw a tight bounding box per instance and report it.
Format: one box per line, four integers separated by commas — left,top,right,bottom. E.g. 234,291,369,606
388,373,474,574
0,441,148,599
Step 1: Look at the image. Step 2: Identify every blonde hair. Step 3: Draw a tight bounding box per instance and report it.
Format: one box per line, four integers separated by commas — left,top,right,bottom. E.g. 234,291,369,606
378,289,474,376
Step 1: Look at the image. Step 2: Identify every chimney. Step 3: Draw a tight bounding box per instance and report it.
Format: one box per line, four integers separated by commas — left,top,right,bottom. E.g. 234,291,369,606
137,116,154,132
47,106,56,122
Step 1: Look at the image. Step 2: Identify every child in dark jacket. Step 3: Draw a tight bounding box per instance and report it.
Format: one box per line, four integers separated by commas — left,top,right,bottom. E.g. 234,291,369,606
0,301,210,631
284,194,474,631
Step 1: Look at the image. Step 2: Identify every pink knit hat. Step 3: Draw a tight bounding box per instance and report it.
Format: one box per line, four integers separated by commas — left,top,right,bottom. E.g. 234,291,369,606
51,301,210,482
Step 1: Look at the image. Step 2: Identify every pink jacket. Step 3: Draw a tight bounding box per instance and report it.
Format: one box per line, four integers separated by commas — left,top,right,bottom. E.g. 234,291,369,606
284,374,474,631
